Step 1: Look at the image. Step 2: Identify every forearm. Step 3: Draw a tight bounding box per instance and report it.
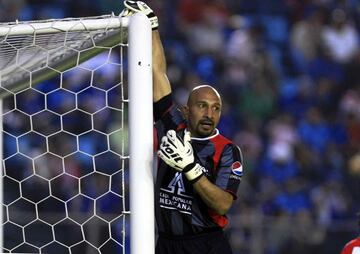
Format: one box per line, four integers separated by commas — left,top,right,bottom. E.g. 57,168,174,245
152,30,171,102
193,176,233,215
120,2,170,102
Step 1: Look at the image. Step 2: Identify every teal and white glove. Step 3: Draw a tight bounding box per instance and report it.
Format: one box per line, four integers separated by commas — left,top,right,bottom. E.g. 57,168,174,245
121,0,159,30
158,130,204,183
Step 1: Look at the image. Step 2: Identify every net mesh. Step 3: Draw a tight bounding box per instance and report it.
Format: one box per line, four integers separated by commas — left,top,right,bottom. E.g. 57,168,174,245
0,15,130,254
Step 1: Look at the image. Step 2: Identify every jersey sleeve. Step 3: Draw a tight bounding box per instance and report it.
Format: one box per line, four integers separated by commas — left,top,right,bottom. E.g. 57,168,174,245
215,144,243,199
154,93,186,148
154,93,173,122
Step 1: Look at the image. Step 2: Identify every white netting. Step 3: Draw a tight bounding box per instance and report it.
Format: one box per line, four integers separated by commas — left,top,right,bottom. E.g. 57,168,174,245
0,15,130,254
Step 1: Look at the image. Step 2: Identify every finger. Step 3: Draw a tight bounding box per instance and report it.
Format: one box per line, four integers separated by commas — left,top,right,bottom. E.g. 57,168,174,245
160,137,175,152
166,130,176,142
166,131,179,149
183,130,191,143
157,149,170,161
161,136,167,145
157,150,176,168
124,1,140,12
157,150,164,159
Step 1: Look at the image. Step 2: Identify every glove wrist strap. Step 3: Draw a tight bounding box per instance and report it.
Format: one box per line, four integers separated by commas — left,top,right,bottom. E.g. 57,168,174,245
184,163,204,183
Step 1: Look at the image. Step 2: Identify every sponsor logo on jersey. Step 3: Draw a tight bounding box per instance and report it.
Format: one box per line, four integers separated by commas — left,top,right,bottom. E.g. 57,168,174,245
167,172,187,196
231,161,243,176
159,172,193,214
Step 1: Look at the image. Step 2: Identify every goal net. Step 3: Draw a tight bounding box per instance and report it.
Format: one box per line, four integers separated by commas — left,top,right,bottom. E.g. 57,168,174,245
0,13,154,254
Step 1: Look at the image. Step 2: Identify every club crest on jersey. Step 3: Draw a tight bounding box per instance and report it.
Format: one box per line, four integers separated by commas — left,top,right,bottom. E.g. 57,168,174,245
231,161,243,176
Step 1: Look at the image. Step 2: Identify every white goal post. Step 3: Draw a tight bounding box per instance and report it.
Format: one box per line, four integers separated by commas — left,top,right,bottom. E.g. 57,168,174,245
0,12,154,254
128,14,155,254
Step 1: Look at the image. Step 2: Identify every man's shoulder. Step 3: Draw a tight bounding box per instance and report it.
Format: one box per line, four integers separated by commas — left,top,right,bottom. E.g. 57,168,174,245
211,132,237,149
213,132,243,164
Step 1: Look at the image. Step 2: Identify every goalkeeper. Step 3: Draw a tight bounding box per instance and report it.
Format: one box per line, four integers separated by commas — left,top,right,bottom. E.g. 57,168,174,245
123,2,243,254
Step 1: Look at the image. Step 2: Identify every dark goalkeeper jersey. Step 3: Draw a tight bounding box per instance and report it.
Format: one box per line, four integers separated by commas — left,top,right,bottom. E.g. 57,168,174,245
154,94,243,236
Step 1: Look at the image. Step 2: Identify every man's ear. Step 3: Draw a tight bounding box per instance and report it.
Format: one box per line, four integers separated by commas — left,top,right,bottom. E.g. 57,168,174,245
181,105,189,120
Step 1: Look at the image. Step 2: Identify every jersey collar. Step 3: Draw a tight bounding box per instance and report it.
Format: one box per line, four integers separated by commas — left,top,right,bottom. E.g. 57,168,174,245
189,128,219,141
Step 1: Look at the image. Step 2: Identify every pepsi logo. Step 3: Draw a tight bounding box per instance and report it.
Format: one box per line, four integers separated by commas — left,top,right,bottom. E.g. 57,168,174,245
231,161,243,176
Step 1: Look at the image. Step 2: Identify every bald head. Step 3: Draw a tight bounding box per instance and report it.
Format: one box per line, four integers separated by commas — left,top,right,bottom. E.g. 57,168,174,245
187,85,222,107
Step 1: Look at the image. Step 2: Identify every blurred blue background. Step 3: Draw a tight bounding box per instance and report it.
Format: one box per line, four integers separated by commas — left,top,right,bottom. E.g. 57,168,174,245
1,0,360,254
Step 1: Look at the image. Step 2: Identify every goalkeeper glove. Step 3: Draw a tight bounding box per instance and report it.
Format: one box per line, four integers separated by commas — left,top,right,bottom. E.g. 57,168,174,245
120,8,133,17
122,0,159,30
158,130,204,183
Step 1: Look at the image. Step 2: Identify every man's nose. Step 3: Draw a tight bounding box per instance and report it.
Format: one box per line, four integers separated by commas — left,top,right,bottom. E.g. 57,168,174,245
204,107,214,118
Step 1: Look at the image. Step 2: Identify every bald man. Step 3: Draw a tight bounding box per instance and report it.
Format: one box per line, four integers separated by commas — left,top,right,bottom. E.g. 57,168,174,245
121,1,243,252
151,15,243,254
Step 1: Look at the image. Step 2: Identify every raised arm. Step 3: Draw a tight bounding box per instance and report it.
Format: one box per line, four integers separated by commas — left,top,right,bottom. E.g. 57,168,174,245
152,30,171,102
121,1,171,102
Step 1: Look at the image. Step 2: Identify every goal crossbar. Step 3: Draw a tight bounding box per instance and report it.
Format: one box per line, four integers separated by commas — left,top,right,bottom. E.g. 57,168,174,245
0,15,128,98
0,15,129,36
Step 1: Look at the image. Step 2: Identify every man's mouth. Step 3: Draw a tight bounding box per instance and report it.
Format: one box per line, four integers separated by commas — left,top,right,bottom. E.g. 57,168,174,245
199,120,213,128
